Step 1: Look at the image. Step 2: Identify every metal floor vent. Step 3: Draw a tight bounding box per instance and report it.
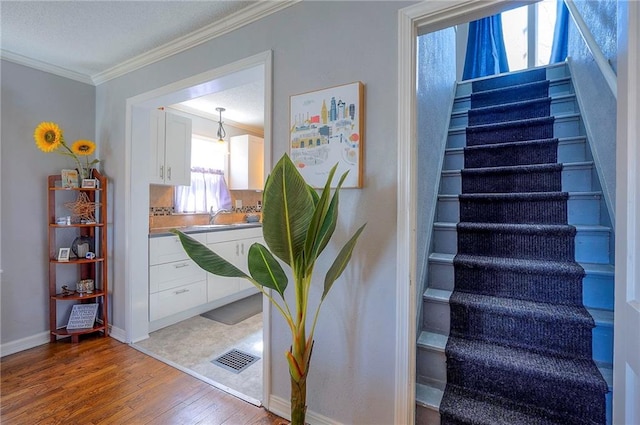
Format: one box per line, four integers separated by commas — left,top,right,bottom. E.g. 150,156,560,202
211,349,260,374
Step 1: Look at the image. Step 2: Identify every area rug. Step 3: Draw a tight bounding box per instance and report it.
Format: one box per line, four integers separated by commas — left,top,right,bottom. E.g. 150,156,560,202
201,293,263,325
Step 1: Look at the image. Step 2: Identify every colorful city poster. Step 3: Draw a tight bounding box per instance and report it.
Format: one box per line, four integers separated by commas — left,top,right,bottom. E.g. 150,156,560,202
289,82,363,188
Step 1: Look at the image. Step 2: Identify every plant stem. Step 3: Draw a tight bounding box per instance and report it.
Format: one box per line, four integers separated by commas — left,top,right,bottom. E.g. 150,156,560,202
290,371,307,425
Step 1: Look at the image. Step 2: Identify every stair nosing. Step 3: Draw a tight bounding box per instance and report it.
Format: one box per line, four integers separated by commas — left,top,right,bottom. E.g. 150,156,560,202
415,382,444,410
450,93,576,118
445,135,587,154
448,112,580,133
454,76,572,102
429,252,613,276
434,222,609,232
439,191,602,201
417,330,447,352
441,160,594,175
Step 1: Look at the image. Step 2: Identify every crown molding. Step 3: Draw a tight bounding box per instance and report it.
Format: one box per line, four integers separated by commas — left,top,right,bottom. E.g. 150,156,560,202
0,49,94,85
92,1,298,85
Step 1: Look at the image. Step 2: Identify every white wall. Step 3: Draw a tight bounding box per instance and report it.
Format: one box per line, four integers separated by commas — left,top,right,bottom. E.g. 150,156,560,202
416,28,458,329
0,61,95,346
95,2,413,423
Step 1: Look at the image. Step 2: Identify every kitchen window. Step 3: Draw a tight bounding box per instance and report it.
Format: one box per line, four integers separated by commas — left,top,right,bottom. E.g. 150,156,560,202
174,135,232,213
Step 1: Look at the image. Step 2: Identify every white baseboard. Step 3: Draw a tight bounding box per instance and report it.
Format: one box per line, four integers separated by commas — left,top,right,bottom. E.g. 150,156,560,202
268,395,340,425
0,331,49,357
1,324,126,357
108,325,126,343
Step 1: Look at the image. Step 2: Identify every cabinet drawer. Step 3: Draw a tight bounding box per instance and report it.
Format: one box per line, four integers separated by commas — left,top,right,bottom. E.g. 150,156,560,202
149,281,207,321
149,259,206,293
149,233,206,265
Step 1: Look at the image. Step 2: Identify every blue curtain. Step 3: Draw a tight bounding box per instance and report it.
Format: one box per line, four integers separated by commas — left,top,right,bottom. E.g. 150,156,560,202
549,0,570,63
462,14,509,80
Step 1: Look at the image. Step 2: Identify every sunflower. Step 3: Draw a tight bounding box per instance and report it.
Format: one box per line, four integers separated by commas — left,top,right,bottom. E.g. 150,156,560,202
71,139,96,156
34,122,64,153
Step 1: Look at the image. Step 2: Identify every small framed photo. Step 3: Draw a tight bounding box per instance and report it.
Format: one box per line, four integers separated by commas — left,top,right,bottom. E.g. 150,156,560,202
57,247,71,262
61,169,79,189
81,178,97,189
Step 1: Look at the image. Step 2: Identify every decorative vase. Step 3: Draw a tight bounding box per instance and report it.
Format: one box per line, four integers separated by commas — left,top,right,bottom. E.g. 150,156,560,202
71,235,94,259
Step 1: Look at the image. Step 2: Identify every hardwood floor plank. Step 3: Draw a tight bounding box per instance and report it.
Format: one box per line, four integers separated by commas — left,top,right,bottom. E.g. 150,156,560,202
1,335,288,425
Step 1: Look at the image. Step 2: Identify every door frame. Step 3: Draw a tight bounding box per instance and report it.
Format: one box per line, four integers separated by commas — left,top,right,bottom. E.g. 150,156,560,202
395,1,637,423
124,50,273,407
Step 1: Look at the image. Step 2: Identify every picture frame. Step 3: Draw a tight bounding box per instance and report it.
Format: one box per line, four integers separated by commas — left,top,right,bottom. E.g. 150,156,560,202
81,178,97,189
66,303,98,329
289,81,364,188
57,247,70,262
61,169,79,189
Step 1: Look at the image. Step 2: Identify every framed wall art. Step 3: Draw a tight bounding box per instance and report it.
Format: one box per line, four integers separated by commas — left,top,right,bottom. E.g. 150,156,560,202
289,81,364,188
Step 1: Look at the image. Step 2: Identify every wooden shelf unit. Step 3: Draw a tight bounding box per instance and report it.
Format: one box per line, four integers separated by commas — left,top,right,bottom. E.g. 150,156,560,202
48,169,109,342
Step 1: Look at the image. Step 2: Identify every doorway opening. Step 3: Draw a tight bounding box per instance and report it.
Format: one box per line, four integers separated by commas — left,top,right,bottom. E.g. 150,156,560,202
124,51,272,407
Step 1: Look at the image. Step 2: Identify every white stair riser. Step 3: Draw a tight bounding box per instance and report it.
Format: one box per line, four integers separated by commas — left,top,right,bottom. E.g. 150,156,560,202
439,164,594,195
453,78,574,112
449,96,579,128
436,194,602,225
427,256,614,310
421,296,613,366
432,225,611,264
443,138,588,170
422,300,450,335
416,345,447,384
446,115,583,149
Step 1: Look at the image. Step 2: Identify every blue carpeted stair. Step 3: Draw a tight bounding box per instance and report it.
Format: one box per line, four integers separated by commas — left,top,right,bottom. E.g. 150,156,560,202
415,64,614,425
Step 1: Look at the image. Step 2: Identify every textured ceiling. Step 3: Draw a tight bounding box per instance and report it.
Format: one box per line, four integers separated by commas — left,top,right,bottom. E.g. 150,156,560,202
0,0,278,128
0,1,255,77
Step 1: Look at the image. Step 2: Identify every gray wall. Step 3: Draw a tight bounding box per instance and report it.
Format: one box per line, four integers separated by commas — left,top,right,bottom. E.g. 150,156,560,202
1,60,95,342
567,0,617,220
415,28,457,331
94,2,412,423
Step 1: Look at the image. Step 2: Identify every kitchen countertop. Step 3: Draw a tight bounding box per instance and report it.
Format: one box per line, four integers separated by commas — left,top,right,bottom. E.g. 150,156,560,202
149,222,262,237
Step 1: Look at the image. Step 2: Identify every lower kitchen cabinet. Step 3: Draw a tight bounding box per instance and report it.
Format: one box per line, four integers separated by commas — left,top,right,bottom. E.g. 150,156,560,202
148,227,262,327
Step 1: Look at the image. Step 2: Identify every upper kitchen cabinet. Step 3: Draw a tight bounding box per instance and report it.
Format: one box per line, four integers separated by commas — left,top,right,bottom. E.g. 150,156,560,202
229,134,264,191
150,109,192,186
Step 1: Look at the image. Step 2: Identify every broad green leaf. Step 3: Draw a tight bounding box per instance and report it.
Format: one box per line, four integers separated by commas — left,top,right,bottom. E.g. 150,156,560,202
303,164,338,266
247,243,288,298
172,230,248,278
262,154,315,268
307,170,349,268
322,223,366,300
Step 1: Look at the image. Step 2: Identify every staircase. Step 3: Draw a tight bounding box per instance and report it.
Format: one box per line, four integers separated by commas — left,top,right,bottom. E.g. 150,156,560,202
415,63,614,425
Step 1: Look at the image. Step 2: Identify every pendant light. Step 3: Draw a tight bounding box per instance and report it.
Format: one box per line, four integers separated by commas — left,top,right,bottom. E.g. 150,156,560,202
216,107,226,143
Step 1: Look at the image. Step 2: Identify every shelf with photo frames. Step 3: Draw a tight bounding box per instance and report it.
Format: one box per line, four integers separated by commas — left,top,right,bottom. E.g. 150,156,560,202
47,169,109,342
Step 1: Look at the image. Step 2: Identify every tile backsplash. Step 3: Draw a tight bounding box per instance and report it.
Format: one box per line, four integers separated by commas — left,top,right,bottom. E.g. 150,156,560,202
149,184,263,228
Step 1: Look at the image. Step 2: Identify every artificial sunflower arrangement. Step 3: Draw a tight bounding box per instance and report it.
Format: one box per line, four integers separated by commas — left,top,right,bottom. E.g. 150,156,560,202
34,121,99,179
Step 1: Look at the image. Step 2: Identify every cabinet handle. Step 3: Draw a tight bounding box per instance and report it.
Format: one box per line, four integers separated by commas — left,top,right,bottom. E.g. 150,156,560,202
174,262,189,269
174,288,189,295
167,167,172,180
241,243,245,255
160,165,164,179
236,243,239,256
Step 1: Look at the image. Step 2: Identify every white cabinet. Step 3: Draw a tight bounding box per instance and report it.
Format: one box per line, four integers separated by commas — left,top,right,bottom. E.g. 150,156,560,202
229,134,264,190
149,233,207,321
150,109,192,186
148,227,262,325
206,228,262,302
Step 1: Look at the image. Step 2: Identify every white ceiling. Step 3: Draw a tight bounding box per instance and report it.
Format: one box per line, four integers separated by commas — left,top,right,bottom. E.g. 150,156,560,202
0,1,293,128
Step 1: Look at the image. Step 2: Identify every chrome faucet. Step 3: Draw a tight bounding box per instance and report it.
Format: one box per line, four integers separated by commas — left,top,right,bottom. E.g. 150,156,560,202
209,207,231,224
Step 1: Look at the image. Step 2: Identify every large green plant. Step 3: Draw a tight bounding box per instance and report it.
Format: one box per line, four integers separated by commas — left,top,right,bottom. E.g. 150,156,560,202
172,154,366,424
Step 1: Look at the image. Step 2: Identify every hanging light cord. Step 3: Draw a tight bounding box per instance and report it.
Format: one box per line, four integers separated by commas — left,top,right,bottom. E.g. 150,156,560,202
216,107,226,142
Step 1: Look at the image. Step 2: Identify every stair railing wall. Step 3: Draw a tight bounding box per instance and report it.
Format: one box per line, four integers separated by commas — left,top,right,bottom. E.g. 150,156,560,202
565,0,617,98
565,0,617,228
415,28,458,335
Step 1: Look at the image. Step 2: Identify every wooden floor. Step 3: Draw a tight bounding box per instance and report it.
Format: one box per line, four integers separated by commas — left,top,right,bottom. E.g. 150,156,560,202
1,335,289,425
